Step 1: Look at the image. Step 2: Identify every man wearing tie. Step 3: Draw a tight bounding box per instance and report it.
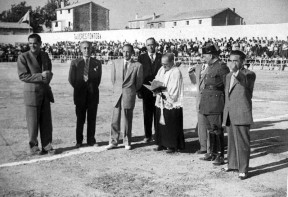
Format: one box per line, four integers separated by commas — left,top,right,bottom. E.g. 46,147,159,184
68,41,102,148
222,50,256,180
17,33,55,155
190,43,229,165
106,44,143,150
138,38,162,142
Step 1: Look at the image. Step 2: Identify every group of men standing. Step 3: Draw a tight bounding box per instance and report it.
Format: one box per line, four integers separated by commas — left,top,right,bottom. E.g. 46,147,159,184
189,43,256,179
17,34,256,180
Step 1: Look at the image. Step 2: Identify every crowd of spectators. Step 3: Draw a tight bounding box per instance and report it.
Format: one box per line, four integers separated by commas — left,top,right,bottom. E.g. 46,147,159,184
1,36,287,69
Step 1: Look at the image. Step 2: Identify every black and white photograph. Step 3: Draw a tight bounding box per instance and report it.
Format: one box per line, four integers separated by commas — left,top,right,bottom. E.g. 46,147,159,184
0,0,287,196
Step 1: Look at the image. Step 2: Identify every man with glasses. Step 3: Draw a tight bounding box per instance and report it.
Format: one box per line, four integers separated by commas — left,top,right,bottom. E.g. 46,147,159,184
68,41,102,148
222,50,256,180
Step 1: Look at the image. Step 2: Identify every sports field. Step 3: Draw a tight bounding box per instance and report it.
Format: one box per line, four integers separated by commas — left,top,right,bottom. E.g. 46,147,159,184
0,62,288,197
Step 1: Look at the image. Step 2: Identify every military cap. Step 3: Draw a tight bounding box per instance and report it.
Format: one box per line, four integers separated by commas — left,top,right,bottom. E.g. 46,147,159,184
202,43,220,55
230,50,246,60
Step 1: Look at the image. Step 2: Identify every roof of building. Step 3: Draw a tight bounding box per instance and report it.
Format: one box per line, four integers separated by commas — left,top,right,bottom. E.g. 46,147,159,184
56,0,109,11
0,22,32,29
148,8,242,23
128,14,162,22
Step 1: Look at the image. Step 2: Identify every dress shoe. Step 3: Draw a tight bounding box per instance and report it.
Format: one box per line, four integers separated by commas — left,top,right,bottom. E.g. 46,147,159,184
153,146,165,151
143,138,153,143
125,145,132,150
105,144,118,150
39,149,56,155
166,148,175,154
196,150,207,154
29,146,40,155
75,143,82,148
213,155,225,165
87,142,95,147
200,153,216,161
221,167,238,172
238,173,248,180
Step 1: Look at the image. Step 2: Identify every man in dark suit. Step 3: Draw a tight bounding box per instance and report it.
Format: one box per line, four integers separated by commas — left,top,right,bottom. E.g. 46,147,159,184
196,43,230,165
138,38,162,143
17,33,55,155
106,44,143,150
223,50,256,180
68,41,102,148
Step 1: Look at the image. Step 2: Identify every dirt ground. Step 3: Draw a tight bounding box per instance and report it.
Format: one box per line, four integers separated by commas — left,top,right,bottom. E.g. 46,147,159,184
0,62,287,197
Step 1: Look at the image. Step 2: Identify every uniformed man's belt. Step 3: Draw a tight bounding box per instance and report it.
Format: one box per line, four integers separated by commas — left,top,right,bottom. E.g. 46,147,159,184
204,85,224,91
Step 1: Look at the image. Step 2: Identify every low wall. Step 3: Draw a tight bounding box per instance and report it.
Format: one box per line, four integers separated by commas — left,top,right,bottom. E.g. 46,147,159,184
1,23,288,44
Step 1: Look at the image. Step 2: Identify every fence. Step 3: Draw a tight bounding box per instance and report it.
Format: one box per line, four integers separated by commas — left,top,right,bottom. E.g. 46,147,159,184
175,57,287,71
1,54,287,71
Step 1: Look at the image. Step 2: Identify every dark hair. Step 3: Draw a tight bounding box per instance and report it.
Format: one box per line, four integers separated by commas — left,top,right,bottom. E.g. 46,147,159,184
230,50,246,60
146,37,156,44
162,53,174,62
123,44,134,53
28,33,41,43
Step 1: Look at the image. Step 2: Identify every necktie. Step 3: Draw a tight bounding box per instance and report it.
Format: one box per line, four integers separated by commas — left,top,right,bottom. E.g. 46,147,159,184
123,61,128,80
83,58,89,82
229,75,235,92
200,64,206,78
150,54,154,64
36,54,42,70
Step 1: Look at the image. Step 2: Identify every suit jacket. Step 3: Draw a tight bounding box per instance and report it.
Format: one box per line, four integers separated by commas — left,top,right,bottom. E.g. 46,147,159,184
223,69,256,125
138,52,162,85
68,57,102,106
17,50,54,106
190,59,230,114
111,59,143,109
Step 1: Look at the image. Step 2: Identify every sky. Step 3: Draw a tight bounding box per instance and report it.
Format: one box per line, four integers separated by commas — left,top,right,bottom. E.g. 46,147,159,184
0,0,288,29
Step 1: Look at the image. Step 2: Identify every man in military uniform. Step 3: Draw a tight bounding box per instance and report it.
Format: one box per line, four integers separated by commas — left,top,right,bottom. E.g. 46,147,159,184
195,43,229,165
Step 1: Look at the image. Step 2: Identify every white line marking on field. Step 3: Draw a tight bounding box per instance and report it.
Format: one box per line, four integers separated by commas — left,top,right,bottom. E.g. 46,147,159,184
254,114,288,122
0,114,287,168
0,146,108,168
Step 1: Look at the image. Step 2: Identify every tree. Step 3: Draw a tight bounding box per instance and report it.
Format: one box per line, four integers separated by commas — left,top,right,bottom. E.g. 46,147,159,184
0,0,71,33
0,1,31,22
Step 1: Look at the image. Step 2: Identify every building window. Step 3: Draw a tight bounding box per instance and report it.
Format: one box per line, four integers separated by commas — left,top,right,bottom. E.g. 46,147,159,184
55,22,58,27
68,9,70,13
186,21,189,25
158,23,162,28
199,20,202,24
174,22,177,26
60,10,62,14
69,22,71,26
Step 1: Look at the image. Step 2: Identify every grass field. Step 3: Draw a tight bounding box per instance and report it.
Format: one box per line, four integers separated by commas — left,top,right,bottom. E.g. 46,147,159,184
0,62,288,197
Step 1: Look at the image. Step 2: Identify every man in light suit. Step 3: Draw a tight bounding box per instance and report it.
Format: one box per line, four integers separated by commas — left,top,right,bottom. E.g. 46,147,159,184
223,50,256,180
106,44,143,150
188,60,210,155
68,41,102,148
138,37,162,143
17,33,55,155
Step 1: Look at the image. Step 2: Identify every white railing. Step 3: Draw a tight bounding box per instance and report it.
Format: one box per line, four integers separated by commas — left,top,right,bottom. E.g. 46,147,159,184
0,54,287,71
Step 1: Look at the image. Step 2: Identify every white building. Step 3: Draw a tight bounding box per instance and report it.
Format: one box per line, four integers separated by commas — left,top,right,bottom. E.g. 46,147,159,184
128,13,162,29
52,0,109,32
52,1,73,32
148,8,243,29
